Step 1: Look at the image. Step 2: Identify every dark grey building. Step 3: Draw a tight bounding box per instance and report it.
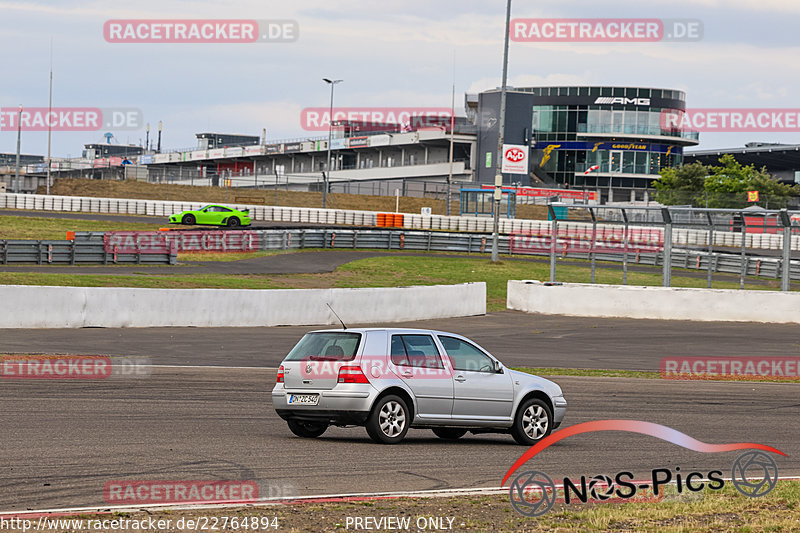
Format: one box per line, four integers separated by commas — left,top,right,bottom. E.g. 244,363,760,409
471,86,700,200
685,142,800,185
195,132,260,150
0,153,44,166
82,143,144,160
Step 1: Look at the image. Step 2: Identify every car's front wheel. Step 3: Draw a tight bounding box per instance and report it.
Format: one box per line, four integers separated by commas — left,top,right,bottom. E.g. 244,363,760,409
366,395,409,444
286,419,328,438
182,214,196,225
432,428,467,440
511,398,552,446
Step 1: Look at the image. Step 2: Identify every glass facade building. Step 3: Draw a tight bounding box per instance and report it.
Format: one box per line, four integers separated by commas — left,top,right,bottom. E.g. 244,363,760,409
473,86,699,196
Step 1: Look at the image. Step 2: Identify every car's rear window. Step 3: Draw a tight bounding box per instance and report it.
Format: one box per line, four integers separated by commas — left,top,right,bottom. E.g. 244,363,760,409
284,332,361,362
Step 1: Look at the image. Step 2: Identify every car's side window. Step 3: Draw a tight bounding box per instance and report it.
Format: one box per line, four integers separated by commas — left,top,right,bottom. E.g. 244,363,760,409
220,207,232,212
390,334,443,369
438,335,495,373
390,335,408,366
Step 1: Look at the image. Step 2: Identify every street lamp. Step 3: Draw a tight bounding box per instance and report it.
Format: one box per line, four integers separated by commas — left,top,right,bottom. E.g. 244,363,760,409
14,105,22,194
492,0,512,262
323,78,343,209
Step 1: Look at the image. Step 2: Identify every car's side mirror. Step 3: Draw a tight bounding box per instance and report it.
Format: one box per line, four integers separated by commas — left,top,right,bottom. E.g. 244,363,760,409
493,360,503,373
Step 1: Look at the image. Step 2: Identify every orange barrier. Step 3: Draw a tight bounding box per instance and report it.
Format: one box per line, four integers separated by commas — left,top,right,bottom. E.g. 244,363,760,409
65,231,75,241
158,227,172,232
378,213,404,227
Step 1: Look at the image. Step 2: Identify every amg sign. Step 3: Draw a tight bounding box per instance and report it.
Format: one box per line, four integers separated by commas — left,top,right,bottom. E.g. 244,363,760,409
593,97,651,106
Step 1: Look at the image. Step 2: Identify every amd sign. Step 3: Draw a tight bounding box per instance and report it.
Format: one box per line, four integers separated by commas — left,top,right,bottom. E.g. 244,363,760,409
594,97,651,106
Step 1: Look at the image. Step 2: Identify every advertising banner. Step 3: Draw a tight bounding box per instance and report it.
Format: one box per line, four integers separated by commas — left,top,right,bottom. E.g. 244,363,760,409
501,144,529,174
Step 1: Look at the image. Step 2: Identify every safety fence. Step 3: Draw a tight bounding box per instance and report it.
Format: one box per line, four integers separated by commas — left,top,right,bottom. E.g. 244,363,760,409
0,239,176,265
3,192,800,255
66,228,800,287
535,204,800,291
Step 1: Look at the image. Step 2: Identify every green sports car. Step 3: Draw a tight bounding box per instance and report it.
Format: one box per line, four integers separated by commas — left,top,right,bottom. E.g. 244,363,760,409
169,204,252,227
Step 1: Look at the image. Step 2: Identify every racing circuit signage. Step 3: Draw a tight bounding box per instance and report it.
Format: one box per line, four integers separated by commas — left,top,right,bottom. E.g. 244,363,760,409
104,231,259,254
501,144,529,174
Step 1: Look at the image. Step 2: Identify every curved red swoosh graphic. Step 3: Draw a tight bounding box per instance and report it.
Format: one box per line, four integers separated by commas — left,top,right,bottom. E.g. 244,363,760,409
502,419,786,485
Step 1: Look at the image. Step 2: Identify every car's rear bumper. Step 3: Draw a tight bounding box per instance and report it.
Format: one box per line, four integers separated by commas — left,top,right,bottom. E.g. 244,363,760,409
275,408,370,425
272,385,377,424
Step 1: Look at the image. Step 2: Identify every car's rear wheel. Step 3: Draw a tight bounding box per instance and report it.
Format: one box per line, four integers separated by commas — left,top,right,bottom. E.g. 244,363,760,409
182,214,195,225
286,419,328,438
226,217,240,227
432,428,467,440
366,395,409,444
511,398,552,446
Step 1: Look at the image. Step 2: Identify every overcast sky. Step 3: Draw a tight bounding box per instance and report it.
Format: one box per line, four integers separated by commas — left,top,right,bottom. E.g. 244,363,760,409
1,0,799,157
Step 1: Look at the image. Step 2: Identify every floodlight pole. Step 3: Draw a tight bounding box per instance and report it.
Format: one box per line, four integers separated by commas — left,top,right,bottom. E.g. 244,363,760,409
492,0,512,262
14,105,22,194
323,78,343,209
46,46,53,195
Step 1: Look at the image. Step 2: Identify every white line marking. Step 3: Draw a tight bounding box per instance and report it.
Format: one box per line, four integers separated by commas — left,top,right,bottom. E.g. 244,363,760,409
151,365,274,371
2,477,799,517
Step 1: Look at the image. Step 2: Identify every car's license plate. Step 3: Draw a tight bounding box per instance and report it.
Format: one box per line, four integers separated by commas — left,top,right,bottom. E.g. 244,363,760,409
288,394,319,405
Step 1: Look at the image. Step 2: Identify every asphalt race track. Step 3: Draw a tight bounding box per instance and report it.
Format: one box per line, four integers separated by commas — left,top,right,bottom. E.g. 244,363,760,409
0,367,797,511
0,313,798,511
1,311,800,371
1,208,798,511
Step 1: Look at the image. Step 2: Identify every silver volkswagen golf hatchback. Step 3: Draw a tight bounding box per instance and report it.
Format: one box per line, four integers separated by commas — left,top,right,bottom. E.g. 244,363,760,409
272,328,567,445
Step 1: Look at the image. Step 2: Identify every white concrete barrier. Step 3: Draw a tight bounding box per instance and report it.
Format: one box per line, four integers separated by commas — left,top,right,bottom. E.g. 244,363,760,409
507,280,800,324
0,282,486,328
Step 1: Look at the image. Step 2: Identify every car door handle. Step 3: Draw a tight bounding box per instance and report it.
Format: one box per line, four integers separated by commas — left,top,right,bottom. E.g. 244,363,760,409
401,370,413,377
454,375,466,382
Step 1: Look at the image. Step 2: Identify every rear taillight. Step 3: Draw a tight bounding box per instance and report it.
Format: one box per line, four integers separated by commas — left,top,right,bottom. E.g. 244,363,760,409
277,365,284,383
337,365,369,384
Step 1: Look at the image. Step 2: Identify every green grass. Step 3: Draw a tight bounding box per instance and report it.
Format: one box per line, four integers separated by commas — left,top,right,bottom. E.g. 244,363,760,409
0,272,288,289
512,366,800,383
48,481,800,532
0,254,787,311
513,367,661,379
333,255,780,311
0,214,162,240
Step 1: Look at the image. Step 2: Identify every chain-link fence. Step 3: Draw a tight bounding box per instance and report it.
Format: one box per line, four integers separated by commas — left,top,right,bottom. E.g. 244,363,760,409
517,204,800,291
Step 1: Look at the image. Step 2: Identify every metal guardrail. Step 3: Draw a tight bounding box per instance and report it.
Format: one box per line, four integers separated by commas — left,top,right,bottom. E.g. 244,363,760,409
73,228,800,283
0,240,176,265
248,229,800,282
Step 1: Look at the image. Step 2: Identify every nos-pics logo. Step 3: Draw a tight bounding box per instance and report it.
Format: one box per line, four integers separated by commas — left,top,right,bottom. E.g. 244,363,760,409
503,420,784,517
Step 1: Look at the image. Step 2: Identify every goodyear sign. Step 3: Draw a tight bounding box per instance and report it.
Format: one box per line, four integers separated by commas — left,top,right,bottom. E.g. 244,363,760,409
533,141,676,153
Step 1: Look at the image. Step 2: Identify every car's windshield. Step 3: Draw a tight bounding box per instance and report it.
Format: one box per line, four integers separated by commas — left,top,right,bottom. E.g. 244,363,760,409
284,332,361,361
